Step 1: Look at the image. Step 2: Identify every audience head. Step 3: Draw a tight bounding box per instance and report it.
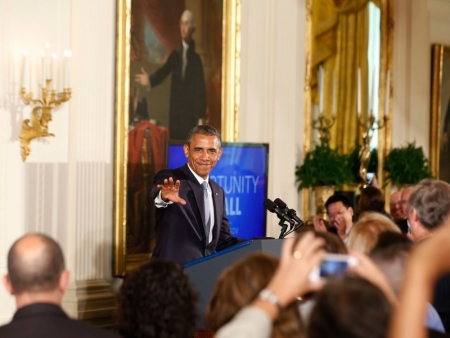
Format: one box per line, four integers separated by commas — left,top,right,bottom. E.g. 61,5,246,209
390,191,404,221
308,275,392,338
400,186,415,217
369,232,413,295
325,194,354,234
408,179,450,242
3,233,69,307
206,253,303,338
347,212,401,254
118,259,198,338
358,186,386,215
296,229,347,254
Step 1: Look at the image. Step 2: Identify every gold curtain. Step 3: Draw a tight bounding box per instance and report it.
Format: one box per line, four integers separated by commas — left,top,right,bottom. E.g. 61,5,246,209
311,0,380,154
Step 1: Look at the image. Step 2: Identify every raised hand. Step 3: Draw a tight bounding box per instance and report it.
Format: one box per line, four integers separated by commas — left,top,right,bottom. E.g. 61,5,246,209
134,67,149,86
157,177,186,205
313,215,327,232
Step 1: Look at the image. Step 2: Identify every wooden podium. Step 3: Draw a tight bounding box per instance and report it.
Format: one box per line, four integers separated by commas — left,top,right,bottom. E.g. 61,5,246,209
184,239,284,329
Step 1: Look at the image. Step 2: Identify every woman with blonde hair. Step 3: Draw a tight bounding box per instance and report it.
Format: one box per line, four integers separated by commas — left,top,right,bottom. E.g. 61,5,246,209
347,212,401,254
205,253,304,338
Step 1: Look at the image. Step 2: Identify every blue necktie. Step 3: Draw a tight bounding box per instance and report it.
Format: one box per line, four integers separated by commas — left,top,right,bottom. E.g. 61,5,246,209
202,181,211,243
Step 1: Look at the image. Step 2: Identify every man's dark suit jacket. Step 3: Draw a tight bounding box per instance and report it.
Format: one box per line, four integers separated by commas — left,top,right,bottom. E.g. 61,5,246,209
149,163,243,266
0,303,120,338
395,218,409,234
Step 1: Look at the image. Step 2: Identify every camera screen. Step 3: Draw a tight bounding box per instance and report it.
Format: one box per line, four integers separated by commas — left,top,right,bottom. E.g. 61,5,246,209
319,260,348,278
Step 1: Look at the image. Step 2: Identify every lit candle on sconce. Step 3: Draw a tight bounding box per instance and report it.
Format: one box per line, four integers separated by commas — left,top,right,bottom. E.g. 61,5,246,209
384,70,390,117
63,50,72,88
21,50,29,89
51,53,57,90
370,67,376,116
41,50,46,87
332,71,336,117
45,42,51,80
318,65,324,115
357,68,361,116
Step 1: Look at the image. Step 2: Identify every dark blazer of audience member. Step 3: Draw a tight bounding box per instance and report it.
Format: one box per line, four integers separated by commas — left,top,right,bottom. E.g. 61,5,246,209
205,253,304,338
308,275,392,338
118,259,197,338
0,234,120,338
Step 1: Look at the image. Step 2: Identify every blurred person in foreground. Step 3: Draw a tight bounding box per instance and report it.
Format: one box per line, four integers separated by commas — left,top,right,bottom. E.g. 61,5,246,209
347,212,401,254
0,233,120,338
117,259,197,338
206,253,303,338
370,232,445,332
407,179,450,332
308,275,392,338
214,232,325,338
388,212,450,338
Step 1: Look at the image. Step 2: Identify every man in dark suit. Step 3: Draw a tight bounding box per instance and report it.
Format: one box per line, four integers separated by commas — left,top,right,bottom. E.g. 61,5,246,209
0,233,120,338
135,9,206,140
148,125,244,266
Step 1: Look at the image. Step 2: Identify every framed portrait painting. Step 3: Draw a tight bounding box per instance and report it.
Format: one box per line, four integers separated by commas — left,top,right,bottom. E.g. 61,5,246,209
113,0,241,276
431,44,450,184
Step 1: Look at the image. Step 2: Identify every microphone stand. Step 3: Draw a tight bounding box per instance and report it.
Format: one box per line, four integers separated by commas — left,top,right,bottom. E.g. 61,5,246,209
278,219,289,239
278,220,305,239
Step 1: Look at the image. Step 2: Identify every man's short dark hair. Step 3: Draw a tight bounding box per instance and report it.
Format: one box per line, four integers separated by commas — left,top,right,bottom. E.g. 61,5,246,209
408,179,450,230
369,232,413,295
7,234,65,294
186,125,222,147
308,275,392,338
325,194,352,209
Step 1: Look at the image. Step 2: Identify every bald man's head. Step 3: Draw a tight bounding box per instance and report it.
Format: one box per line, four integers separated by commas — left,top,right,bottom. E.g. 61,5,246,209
7,234,65,294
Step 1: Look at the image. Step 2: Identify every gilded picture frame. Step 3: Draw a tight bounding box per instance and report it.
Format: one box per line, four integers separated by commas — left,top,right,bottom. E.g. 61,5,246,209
113,0,241,276
430,44,450,183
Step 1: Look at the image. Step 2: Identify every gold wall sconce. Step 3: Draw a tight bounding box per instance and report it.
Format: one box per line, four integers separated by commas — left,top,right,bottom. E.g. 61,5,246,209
20,45,72,162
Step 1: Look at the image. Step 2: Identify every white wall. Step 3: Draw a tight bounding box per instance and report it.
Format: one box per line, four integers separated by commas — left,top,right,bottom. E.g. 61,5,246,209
240,0,306,237
392,0,450,156
0,0,116,323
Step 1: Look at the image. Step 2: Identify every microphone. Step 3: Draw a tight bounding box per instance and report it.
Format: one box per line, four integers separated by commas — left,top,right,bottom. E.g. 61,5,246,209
264,199,295,225
274,198,305,226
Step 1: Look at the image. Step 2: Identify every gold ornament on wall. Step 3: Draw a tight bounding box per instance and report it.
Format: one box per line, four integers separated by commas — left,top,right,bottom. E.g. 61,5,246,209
20,46,72,162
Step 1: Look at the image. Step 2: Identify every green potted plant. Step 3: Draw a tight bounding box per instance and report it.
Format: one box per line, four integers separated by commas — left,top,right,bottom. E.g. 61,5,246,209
384,142,433,187
295,144,353,189
295,145,353,219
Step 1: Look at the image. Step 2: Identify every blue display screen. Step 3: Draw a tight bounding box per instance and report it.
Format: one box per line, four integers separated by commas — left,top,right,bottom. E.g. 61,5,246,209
167,142,269,239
